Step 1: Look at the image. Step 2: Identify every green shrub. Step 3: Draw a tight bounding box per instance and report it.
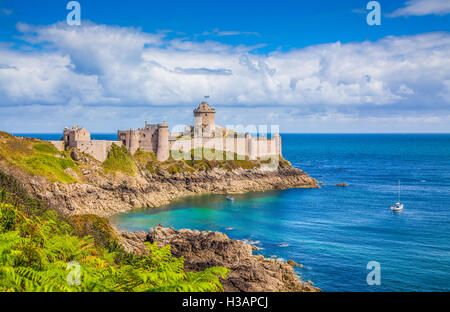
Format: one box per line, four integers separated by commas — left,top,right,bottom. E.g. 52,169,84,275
0,173,229,292
0,206,228,292
134,149,156,166
17,154,77,183
68,214,120,250
0,204,16,232
103,144,136,176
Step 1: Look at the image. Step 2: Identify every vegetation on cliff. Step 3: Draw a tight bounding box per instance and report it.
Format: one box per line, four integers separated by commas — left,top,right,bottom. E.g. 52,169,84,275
102,144,137,176
132,147,292,175
0,170,228,292
0,132,78,183
0,132,292,180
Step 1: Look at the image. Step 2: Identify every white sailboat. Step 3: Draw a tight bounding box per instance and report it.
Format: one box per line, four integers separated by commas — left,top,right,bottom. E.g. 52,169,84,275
391,180,404,212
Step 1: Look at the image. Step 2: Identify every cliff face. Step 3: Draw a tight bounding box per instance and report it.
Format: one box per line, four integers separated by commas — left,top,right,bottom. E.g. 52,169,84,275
0,156,317,217
121,227,320,292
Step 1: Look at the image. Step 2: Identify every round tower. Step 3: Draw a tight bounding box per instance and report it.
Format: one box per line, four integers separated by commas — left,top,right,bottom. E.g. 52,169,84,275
193,101,216,136
156,123,170,161
129,129,139,155
273,133,282,156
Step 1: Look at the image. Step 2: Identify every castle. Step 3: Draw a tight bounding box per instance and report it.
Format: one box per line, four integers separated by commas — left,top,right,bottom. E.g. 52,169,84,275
50,125,123,162
50,101,282,163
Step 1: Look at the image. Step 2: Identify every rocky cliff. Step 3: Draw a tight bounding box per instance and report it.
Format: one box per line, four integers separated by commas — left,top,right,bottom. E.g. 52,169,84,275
121,227,320,292
0,149,317,217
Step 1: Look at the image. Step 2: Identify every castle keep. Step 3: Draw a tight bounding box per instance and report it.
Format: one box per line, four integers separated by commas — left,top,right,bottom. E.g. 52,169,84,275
51,101,282,163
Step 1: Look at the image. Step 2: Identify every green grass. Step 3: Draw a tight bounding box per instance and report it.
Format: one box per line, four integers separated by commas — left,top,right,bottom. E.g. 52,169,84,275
134,147,288,175
0,132,79,183
103,144,137,176
133,149,157,166
0,132,290,180
17,154,78,183
183,148,260,171
32,143,59,154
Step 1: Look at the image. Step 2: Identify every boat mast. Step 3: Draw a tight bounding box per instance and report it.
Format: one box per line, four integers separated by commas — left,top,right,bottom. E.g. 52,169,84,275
398,180,400,203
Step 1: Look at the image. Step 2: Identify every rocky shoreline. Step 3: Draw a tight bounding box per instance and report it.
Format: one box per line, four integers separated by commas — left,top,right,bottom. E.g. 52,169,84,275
0,161,318,217
121,227,320,292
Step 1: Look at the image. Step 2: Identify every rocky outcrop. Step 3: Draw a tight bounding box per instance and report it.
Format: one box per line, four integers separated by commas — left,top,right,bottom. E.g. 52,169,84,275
287,259,303,268
120,227,320,292
0,160,318,217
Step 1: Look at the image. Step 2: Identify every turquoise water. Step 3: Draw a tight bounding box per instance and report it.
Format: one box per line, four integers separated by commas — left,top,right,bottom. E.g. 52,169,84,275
20,133,450,291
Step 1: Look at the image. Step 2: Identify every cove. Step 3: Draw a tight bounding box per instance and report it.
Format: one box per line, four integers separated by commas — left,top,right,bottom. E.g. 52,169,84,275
110,134,450,292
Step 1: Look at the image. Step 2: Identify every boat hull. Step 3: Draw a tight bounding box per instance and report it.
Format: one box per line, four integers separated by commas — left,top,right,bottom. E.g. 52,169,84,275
391,204,404,211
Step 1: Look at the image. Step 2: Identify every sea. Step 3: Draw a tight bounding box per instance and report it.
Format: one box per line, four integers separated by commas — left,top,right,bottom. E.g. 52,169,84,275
16,133,450,292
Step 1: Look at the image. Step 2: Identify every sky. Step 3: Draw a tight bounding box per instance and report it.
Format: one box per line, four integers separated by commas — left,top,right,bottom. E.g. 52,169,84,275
0,0,450,133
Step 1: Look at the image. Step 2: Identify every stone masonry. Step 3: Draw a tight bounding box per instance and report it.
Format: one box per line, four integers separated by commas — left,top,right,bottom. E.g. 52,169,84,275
51,101,282,163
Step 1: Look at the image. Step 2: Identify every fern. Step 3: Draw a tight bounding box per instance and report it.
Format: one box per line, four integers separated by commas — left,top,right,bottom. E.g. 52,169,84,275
0,188,229,292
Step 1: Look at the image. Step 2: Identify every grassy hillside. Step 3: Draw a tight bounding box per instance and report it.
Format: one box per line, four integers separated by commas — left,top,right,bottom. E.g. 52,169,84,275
103,146,287,176
0,132,78,183
0,170,228,292
0,132,291,181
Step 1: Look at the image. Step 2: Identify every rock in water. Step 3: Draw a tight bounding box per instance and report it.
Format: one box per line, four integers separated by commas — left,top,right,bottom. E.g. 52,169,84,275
287,259,303,268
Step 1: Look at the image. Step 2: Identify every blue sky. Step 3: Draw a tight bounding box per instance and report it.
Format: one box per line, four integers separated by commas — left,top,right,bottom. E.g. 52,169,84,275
0,0,450,133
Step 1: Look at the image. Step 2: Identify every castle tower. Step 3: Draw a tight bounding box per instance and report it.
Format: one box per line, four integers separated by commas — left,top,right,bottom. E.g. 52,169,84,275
156,122,169,161
248,136,257,160
129,129,139,155
273,133,282,156
65,125,90,148
193,101,216,137
63,127,70,148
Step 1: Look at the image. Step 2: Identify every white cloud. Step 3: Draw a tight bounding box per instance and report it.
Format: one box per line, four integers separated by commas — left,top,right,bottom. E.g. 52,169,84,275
0,22,450,132
388,0,450,17
1,8,12,16
198,28,259,37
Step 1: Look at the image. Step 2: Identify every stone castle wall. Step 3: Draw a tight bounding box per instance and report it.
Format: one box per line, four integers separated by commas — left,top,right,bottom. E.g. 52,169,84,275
73,140,123,162
49,140,64,152
169,136,281,161
50,126,123,162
